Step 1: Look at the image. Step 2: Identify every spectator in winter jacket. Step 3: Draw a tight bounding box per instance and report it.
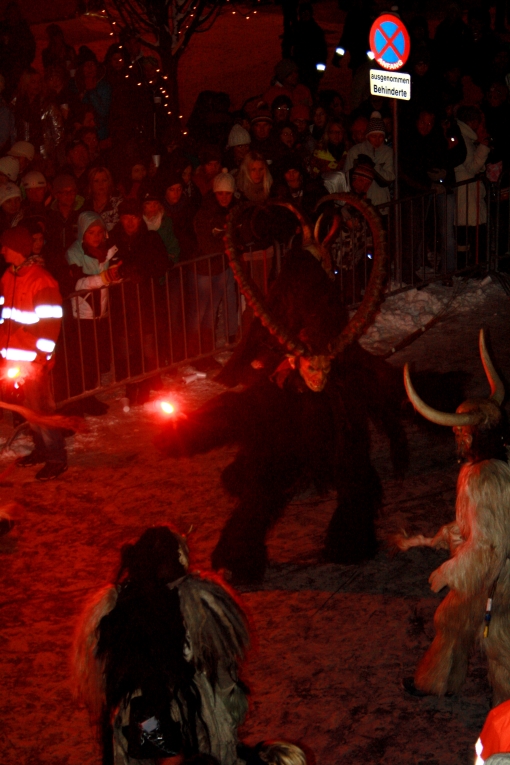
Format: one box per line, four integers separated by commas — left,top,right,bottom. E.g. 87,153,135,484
109,199,169,384
161,170,198,260
45,174,84,292
344,111,394,211
65,211,118,392
82,165,122,232
75,59,112,141
191,169,239,351
142,192,180,265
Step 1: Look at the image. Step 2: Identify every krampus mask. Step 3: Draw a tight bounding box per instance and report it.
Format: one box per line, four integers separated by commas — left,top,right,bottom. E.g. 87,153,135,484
224,194,387,391
404,330,506,461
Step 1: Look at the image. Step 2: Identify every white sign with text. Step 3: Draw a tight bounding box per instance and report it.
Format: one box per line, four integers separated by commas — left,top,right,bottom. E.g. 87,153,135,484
370,69,411,101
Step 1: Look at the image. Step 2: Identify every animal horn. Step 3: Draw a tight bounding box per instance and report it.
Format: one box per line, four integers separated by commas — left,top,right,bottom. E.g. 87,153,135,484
479,329,504,405
404,363,481,426
313,212,324,246
224,201,308,356
315,193,388,355
271,200,314,247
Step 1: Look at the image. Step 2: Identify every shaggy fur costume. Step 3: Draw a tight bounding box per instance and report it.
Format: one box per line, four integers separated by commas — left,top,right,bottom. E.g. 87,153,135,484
409,459,510,703
156,252,408,584
73,529,250,765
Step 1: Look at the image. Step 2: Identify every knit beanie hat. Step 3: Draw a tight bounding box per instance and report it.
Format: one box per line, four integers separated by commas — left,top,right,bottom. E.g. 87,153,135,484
0,156,19,182
274,58,298,83
0,182,21,207
1,226,33,257
366,111,385,136
351,163,375,182
8,141,35,161
227,124,251,148
213,168,236,193
22,170,46,189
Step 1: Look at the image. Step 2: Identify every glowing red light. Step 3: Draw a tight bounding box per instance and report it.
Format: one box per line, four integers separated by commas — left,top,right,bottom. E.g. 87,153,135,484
161,401,175,415
7,367,20,379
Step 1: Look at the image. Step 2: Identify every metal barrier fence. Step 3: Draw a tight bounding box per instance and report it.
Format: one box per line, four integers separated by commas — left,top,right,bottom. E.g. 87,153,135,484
51,176,509,406
330,175,506,302
52,246,284,405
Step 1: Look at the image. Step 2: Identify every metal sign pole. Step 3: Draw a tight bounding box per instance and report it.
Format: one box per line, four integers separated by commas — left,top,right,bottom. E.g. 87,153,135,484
393,97,402,283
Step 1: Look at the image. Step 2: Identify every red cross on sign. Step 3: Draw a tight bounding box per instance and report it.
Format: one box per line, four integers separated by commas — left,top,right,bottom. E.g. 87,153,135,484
369,15,410,71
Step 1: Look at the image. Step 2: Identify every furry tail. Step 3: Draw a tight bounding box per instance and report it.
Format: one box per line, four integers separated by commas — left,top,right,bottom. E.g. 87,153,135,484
72,584,118,720
0,400,85,433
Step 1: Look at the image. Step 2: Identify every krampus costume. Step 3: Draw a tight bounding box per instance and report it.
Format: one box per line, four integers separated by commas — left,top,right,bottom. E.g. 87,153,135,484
156,196,408,584
73,526,250,765
397,331,510,705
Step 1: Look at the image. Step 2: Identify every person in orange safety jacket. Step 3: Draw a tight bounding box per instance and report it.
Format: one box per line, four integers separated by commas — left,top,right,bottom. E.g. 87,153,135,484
0,226,67,481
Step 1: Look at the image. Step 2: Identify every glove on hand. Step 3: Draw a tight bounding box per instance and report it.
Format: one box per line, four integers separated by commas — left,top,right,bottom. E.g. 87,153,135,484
101,262,123,285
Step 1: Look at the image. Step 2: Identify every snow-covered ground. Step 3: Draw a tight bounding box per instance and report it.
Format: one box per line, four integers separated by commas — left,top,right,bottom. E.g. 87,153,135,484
359,276,501,355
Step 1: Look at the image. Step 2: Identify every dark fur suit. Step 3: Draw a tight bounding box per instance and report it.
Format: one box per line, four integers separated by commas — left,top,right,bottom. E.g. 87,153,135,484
156,250,408,584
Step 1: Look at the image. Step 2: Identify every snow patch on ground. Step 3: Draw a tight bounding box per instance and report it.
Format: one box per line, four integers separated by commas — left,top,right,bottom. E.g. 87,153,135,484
358,276,500,355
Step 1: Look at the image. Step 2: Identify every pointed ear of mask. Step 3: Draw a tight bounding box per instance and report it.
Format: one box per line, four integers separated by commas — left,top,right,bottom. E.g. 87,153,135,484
287,355,298,370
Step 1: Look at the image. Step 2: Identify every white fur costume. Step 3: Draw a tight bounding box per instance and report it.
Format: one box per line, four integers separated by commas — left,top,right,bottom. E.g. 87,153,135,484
399,458,510,702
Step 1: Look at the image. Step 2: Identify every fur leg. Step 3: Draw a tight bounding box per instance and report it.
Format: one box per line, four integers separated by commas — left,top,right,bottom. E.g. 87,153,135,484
212,493,288,585
414,590,484,695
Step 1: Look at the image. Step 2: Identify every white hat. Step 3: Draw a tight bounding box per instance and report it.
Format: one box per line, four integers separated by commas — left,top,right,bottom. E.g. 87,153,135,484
213,168,236,193
0,182,21,206
227,124,251,148
0,156,19,182
8,141,35,161
22,170,46,189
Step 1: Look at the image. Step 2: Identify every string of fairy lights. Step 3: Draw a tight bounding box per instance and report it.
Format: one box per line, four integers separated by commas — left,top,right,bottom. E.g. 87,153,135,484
89,1,260,133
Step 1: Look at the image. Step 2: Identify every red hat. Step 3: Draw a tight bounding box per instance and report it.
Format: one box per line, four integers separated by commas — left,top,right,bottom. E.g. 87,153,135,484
1,226,33,258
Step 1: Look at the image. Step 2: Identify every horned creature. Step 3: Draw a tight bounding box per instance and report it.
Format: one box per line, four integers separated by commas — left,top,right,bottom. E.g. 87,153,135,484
156,195,409,584
396,330,510,705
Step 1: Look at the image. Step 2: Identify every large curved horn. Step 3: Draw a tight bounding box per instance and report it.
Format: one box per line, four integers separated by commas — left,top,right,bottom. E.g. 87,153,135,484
224,201,308,356
479,329,505,405
270,200,314,248
315,193,388,356
404,363,481,427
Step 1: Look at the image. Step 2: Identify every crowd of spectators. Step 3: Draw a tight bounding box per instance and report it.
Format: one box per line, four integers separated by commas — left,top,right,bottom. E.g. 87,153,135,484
0,2,508,401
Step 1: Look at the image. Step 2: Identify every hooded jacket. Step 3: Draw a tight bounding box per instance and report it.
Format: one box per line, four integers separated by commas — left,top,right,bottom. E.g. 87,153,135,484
66,211,118,319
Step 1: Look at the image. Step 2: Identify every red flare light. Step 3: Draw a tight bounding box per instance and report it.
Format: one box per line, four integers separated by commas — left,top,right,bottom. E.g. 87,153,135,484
7,367,20,379
160,401,175,415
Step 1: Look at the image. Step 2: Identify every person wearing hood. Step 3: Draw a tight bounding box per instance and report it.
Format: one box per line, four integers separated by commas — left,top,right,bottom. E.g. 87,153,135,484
65,210,119,393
